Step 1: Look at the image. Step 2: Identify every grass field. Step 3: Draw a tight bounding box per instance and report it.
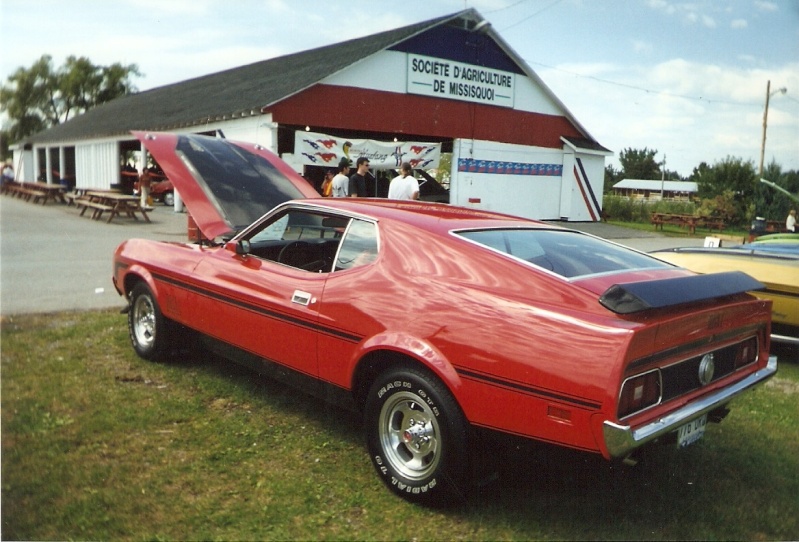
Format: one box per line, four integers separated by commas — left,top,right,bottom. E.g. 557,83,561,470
606,219,750,241
2,310,797,541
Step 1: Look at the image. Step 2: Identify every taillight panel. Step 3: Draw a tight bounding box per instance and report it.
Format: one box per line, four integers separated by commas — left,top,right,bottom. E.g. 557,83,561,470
618,369,661,418
734,336,758,369
620,335,760,420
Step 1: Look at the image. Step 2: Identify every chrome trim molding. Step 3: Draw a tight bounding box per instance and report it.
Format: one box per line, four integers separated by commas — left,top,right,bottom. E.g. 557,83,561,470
770,333,799,346
603,356,777,458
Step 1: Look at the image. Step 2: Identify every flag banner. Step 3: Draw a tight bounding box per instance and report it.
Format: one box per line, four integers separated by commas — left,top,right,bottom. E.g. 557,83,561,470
457,158,563,177
294,131,441,170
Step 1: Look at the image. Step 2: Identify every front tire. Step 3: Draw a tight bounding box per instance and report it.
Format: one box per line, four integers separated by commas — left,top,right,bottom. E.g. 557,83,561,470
128,282,170,361
364,365,469,503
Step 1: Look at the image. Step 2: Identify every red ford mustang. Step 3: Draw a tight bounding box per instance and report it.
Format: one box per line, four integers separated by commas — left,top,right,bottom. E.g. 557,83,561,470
113,132,777,503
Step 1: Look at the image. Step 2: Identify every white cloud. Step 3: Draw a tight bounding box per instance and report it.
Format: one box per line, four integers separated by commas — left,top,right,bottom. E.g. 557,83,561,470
754,1,779,12
539,58,799,175
632,40,653,54
125,0,213,15
731,19,748,29
647,0,676,15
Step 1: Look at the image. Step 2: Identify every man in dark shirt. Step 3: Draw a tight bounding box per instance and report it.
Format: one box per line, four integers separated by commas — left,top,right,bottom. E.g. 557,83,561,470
348,157,370,197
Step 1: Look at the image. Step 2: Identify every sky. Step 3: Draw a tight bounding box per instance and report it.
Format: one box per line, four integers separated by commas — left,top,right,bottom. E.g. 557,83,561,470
1,0,798,178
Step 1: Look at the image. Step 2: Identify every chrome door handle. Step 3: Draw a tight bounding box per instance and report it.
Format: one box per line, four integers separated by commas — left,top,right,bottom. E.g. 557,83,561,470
291,290,314,306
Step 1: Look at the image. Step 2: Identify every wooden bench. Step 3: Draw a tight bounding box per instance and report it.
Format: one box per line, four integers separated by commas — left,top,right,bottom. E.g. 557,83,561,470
17,187,48,203
3,182,53,204
3,183,27,199
701,220,725,233
76,198,115,220
63,191,80,206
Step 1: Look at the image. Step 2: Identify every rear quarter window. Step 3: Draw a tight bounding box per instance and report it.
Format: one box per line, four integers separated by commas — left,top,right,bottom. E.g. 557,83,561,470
455,229,671,278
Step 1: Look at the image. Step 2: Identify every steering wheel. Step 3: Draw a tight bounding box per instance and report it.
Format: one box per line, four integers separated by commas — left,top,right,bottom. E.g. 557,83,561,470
277,240,311,267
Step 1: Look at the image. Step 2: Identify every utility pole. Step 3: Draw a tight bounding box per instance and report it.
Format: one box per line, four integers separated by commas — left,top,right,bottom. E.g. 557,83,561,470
660,154,666,199
759,80,788,176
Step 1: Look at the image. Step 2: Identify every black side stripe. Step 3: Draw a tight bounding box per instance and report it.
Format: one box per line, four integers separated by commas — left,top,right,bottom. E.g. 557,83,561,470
152,272,363,343
456,368,602,410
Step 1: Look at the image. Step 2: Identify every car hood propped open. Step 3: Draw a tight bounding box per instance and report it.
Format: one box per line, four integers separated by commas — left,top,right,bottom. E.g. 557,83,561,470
134,131,320,240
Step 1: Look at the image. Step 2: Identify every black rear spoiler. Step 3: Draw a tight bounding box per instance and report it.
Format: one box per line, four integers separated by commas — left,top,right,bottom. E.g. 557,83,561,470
599,271,765,314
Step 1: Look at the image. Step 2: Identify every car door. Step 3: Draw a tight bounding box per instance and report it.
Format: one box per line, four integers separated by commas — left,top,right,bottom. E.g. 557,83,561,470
191,252,325,379
188,209,340,378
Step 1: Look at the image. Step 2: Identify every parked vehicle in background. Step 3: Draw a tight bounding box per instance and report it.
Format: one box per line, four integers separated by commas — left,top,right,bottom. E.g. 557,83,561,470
134,176,174,206
651,234,799,348
113,132,777,503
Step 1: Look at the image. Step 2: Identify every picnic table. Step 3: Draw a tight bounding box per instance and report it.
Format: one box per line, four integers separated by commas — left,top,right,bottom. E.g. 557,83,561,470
75,191,152,223
650,213,725,235
2,181,67,204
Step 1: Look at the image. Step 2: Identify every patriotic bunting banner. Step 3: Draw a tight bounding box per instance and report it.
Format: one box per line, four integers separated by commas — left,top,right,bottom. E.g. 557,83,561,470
294,131,441,170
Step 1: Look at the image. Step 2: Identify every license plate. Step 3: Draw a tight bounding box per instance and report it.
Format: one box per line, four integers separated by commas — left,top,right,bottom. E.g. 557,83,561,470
677,414,707,448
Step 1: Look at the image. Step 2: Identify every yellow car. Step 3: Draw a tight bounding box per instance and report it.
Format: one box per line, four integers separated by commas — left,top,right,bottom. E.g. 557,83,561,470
651,235,799,347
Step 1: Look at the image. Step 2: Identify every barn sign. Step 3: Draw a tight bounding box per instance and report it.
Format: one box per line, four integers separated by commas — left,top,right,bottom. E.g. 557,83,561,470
406,53,515,108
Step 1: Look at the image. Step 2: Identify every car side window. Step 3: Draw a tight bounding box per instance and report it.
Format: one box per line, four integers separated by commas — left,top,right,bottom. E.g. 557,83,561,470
335,219,378,271
244,209,347,273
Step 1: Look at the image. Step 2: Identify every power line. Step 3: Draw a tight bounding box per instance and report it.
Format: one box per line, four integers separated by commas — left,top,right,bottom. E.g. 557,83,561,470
525,60,783,109
476,1,794,111
488,0,568,31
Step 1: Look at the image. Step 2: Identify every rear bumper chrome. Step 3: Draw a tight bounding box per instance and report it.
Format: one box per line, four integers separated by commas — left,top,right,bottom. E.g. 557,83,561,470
603,356,777,459
771,333,799,346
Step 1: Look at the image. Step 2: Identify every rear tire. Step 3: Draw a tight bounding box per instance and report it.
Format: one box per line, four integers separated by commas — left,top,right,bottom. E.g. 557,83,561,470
128,282,170,361
364,365,469,504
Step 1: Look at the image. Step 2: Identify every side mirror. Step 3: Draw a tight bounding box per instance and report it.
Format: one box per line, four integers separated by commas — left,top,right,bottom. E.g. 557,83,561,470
226,240,250,255
236,240,251,255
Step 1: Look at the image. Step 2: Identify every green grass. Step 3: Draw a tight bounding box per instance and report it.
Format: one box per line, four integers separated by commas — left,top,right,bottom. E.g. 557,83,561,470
3,310,798,540
606,219,750,240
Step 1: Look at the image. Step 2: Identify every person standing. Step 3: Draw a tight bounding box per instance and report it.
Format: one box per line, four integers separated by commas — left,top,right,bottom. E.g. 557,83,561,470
320,168,335,197
348,157,370,197
387,162,419,200
138,167,152,209
787,209,797,232
331,158,351,198
1,161,14,187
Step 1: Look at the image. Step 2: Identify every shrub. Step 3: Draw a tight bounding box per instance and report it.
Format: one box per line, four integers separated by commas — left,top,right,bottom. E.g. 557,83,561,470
602,196,696,222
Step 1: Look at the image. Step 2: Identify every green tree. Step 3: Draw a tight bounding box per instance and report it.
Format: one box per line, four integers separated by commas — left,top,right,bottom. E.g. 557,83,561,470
0,56,51,143
753,161,799,221
435,153,452,188
690,156,757,226
618,147,661,180
692,156,756,199
0,54,141,144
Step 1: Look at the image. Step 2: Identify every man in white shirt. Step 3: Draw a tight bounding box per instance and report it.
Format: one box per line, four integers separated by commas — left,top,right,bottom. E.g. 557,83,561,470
387,162,419,200
787,209,796,232
331,158,351,198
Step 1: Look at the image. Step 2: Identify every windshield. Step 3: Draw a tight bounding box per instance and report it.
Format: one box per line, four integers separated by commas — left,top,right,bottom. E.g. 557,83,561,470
456,229,672,279
174,134,307,230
